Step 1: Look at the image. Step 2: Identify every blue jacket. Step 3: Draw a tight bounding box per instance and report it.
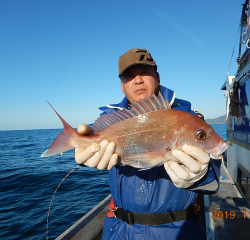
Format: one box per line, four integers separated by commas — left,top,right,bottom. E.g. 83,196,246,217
99,86,221,240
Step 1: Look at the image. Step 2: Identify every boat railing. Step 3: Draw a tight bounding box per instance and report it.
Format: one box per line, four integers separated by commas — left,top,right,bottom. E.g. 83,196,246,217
55,194,111,240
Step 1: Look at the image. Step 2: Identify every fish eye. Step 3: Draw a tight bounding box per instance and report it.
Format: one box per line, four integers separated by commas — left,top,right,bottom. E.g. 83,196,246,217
196,130,206,140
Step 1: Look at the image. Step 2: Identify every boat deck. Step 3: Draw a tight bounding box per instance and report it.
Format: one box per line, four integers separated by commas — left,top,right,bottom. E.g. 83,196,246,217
204,162,250,240
56,161,250,240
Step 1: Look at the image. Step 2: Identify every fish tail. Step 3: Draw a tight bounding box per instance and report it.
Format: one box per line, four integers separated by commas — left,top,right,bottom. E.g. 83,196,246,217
41,102,84,157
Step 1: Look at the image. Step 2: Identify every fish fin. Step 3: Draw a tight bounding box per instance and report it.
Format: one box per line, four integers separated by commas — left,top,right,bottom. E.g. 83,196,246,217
92,113,122,132
120,151,166,169
41,102,83,157
158,92,171,110
121,158,154,169
92,92,171,132
133,102,147,114
138,167,152,171
138,164,164,171
141,92,171,111
122,108,136,117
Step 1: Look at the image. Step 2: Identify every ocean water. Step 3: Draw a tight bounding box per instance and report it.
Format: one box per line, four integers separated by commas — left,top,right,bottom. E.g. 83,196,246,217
210,124,227,141
0,129,110,240
0,124,226,240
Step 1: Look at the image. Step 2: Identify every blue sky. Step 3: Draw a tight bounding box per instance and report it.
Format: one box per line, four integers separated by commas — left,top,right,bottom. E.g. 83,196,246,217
0,0,244,130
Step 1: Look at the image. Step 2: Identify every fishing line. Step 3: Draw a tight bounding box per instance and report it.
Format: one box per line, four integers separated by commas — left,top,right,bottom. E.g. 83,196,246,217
227,26,240,77
46,164,80,240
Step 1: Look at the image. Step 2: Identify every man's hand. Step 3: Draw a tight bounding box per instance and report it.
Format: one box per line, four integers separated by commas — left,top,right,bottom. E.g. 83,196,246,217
75,123,118,170
164,144,210,188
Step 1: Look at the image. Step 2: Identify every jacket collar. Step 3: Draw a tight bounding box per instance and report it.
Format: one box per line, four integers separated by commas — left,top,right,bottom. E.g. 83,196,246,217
160,85,175,105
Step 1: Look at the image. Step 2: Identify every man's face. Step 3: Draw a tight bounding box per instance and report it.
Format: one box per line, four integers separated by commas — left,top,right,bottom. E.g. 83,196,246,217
120,65,160,105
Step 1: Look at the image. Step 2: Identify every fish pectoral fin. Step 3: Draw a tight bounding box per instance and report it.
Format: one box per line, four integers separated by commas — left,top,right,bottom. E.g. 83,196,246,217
121,151,166,169
138,167,154,171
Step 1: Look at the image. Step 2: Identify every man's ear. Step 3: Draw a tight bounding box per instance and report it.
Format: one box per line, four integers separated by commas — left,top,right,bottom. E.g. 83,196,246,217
156,72,160,84
120,80,125,93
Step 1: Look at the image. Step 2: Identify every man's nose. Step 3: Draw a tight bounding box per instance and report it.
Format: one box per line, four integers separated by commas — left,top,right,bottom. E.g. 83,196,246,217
134,75,144,84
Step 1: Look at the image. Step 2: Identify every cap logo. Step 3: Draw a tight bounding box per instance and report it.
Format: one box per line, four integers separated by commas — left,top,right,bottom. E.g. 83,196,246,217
135,50,147,53
139,55,145,61
138,54,153,62
146,54,153,62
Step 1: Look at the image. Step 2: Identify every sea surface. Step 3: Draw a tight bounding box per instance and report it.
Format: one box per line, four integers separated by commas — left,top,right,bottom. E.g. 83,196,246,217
0,124,226,240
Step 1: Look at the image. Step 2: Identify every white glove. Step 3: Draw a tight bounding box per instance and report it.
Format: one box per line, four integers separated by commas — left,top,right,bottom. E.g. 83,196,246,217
164,144,210,188
75,123,118,170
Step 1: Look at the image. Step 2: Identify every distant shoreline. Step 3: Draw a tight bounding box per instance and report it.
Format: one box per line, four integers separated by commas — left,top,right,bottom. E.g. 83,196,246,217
205,114,226,125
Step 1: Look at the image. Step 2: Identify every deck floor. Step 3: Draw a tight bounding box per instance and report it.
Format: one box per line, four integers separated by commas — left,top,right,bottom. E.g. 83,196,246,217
204,162,250,240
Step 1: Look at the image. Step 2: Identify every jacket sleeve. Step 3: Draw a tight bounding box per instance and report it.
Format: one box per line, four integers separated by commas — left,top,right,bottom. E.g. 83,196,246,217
187,159,221,194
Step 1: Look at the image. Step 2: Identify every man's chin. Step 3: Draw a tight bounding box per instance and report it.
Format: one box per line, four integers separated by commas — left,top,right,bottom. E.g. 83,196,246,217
134,94,147,103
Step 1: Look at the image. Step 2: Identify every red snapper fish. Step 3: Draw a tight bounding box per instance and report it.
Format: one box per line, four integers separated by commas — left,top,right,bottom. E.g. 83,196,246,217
41,93,228,168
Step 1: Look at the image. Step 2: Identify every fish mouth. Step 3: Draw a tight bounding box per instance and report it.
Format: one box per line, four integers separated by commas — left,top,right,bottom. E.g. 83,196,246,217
209,142,228,159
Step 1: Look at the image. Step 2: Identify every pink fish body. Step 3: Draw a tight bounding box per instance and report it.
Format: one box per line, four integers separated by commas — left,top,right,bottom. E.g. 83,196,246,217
41,93,228,168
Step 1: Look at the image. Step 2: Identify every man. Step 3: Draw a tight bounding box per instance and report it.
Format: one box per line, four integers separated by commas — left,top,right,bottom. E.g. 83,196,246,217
75,49,221,240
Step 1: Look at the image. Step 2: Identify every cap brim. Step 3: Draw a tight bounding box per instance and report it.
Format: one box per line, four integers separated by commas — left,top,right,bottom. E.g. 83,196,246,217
119,62,157,77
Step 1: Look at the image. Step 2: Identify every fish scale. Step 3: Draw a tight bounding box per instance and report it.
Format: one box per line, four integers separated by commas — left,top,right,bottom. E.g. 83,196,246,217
99,112,168,156
41,93,228,169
